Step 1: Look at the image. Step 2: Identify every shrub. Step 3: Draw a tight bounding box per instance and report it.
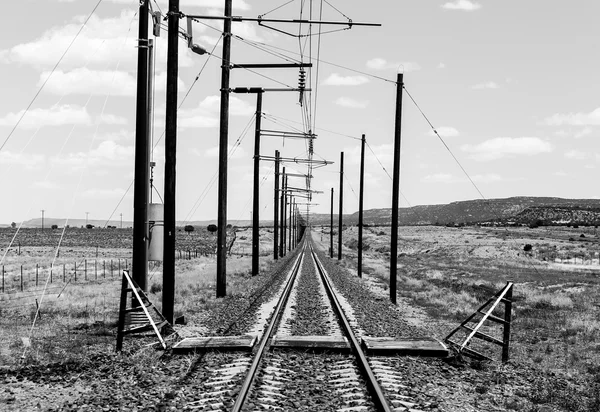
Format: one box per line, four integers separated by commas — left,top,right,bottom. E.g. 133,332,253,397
207,224,217,233
524,244,533,252
51,224,58,230
184,225,195,232
150,283,162,294
86,224,94,229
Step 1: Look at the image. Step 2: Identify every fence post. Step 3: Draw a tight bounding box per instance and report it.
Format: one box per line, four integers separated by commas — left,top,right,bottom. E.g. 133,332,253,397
20,265,23,292
74,261,77,282
50,264,53,283
1,265,4,293
118,259,121,275
85,259,87,281
110,260,113,278
502,282,513,363
63,264,66,282
36,264,38,286
103,260,106,278
95,260,98,280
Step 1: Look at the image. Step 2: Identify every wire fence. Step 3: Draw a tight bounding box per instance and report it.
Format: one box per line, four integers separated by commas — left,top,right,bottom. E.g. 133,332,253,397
1,259,129,294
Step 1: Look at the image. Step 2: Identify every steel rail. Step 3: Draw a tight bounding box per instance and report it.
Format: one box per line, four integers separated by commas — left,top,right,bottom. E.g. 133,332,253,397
309,243,393,412
231,240,306,412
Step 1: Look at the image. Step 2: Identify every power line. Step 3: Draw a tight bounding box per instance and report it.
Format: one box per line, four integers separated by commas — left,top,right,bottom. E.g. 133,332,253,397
0,0,105,154
403,86,486,201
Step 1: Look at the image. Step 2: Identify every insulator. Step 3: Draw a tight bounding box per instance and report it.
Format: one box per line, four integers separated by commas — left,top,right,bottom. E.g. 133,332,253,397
308,137,314,155
298,69,306,90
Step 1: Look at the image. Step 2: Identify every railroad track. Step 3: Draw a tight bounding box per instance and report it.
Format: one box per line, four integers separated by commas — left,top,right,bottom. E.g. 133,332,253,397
185,233,429,411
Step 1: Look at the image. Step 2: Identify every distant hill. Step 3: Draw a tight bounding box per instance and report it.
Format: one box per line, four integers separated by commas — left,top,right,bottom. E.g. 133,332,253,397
8,197,600,229
308,197,600,227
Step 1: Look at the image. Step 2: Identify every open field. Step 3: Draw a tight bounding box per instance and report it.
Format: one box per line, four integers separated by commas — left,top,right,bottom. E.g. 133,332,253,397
2,225,600,410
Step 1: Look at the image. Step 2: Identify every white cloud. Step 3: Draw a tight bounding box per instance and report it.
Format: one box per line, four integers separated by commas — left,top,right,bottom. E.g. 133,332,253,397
59,0,251,9
322,73,369,86
461,137,553,161
544,108,600,126
553,171,568,177
429,127,459,137
0,10,195,71
422,173,456,183
0,105,91,129
565,150,589,160
179,95,254,129
98,113,128,125
205,144,247,159
423,172,505,184
335,97,369,109
52,140,134,169
471,82,499,90
0,151,45,169
575,127,593,138
442,0,482,11
471,174,504,183
39,69,136,96
438,63,446,69
366,58,420,72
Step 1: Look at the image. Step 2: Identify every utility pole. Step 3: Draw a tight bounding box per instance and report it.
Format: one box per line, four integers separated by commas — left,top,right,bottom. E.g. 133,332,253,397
273,150,280,260
163,0,180,323
358,134,366,278
390,73,404,305
288,195,293,252
132,0,150,292
120,213,123,229
338,152,344,260
216,0,233,298
279,168,286,258
40,210,45,230
282,175,288,256
330,188,334,258
252,91,263,276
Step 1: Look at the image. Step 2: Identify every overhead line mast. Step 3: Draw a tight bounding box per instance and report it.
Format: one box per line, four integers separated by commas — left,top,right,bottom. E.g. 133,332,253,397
182,3,380,297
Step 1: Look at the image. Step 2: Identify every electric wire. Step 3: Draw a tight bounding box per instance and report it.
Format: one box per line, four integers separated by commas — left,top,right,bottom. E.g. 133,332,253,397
22,32,131,358
0,0,105,154
403,86,486,201
102,34,223,225
182,114,257,224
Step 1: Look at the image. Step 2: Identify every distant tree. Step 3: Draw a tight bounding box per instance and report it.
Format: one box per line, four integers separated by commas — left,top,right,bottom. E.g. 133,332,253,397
226,224,232,229
86,224,94,229
10,222,16,228
523,244,533,252
184,225,195,232
207,224,217,233
51,224,58,230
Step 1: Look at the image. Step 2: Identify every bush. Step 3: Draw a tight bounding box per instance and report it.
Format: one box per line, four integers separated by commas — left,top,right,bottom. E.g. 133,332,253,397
207,224,217,233
524,244,533,252
51,224,58,230
184,225,195,232
150,283,162,294
86,224,94,229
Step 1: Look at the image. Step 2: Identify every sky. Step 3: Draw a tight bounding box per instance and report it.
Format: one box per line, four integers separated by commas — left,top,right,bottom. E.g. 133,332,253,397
0,0,599,226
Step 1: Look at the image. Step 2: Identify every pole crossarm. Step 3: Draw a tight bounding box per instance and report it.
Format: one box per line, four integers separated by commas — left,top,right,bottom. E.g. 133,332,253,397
261,129,317,139
185,14,381,27
231,87,311,93
259,155,332,166
284,172,313,178
283,186,323,194
231,63,313,69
